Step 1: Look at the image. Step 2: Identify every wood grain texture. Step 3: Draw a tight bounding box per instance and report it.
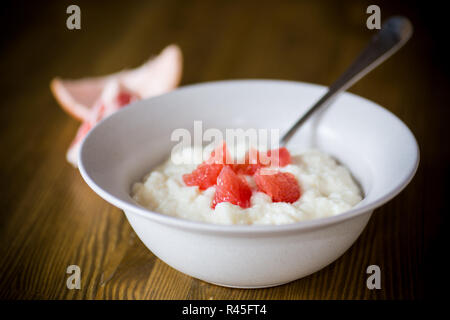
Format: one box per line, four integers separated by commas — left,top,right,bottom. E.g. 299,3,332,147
0,0,447,300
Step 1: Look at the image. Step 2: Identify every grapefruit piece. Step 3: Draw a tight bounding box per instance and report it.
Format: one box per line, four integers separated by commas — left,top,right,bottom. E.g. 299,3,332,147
254,170,301,203
212,166,252,209
51,44,182,121
205,142,232,165
183,142,231,190
233,147,292,175
267,147,291,167
233,149,266,175
183,163,224,190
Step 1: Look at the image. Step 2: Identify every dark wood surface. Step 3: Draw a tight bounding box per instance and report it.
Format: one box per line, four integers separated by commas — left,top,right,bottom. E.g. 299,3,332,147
0,0,447,300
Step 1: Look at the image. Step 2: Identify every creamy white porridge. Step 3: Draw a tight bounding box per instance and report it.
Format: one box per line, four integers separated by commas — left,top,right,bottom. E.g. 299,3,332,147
131,145,362,225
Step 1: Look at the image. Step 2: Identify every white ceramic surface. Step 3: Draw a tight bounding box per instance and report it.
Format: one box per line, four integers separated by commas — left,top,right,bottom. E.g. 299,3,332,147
78,80,419,288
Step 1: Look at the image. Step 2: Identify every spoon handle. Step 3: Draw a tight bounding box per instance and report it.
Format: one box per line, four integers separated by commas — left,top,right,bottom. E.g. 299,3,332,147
280,16,413,146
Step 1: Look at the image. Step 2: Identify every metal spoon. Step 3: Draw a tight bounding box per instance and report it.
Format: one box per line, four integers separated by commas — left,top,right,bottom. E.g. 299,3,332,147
280,16,413,146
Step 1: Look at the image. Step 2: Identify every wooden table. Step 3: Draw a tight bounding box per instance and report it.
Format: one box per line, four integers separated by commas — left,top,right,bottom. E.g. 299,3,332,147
0,0,447,300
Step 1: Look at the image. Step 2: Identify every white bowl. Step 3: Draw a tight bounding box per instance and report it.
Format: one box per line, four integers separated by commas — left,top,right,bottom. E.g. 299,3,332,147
79,80,419,288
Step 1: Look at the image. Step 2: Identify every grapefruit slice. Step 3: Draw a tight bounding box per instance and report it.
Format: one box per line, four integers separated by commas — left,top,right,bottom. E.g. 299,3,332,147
205,142,232,165
233,147,292,175
266,147,291,167
212,166,252,209
182,143,231,190
183,163,224,190
50,44,182,121
66,81,140,166
233,149,266,175
51,44,183,167
254,170,301,203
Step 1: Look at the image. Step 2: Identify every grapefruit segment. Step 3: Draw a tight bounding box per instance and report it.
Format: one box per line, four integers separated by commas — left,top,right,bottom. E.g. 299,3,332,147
121,45,183,98
65,82,140,167
182,163,224,190
254,170,301,203
51,44,182,122
212,166,252,209
50,77,104,122
51,44,183,167
233,149,266,175
182,142,299,208
267,147,291,167
233,147,292,175
206,142,232,165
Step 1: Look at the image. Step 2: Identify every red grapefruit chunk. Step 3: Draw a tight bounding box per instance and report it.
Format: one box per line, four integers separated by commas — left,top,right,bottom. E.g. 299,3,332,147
91,81,140,122
212,166,252,209
182,142,231,190
267,147,291,167
233,147,292,175
206,142,231,165
254,170,301,203
183,163,224,190
233,149,266,175
116,91,134,106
